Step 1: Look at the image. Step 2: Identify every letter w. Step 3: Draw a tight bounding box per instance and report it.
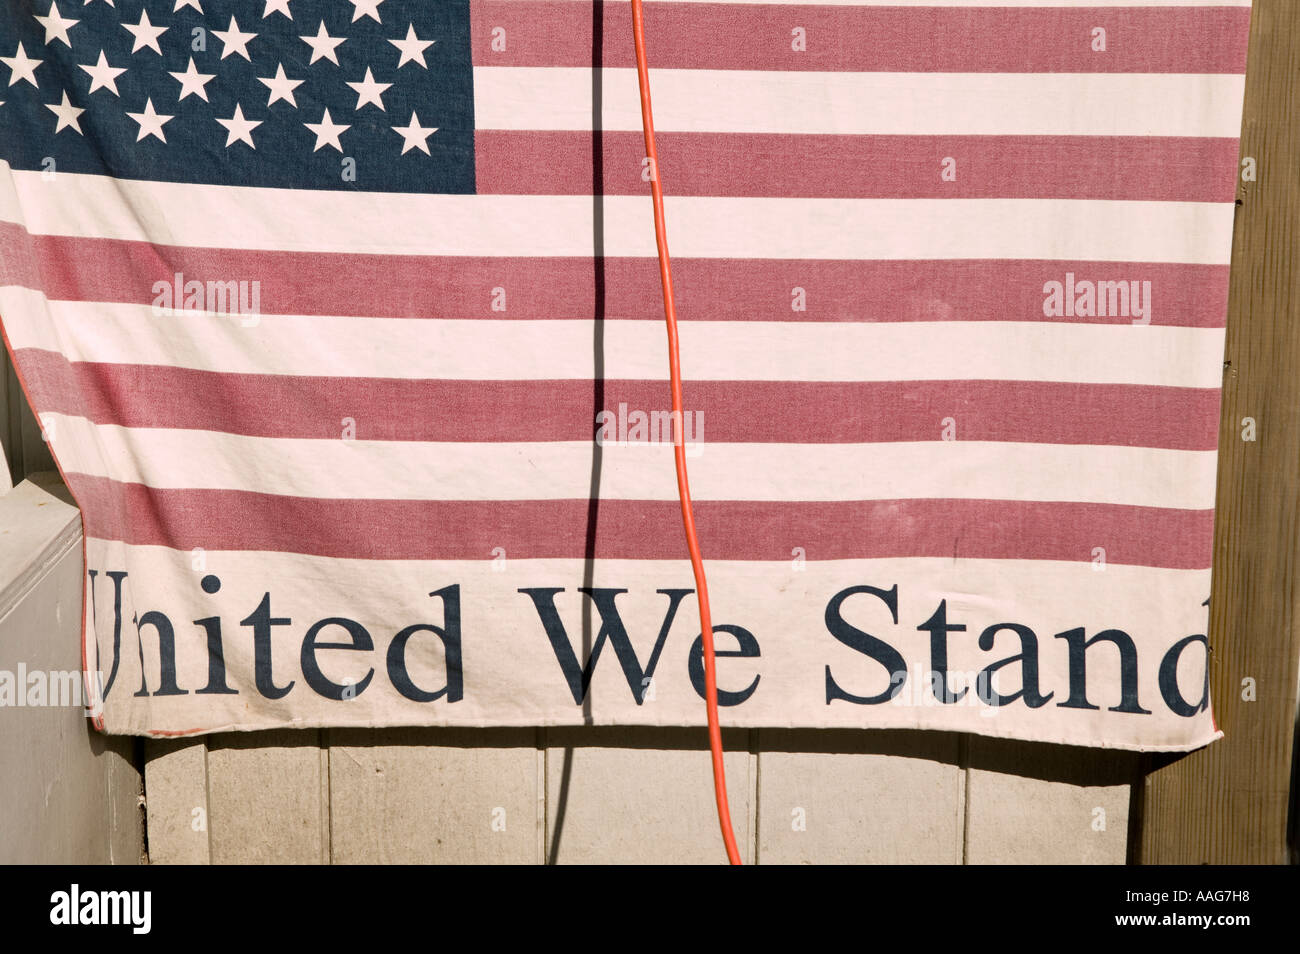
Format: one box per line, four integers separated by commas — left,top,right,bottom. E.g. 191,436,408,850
519,588,692,704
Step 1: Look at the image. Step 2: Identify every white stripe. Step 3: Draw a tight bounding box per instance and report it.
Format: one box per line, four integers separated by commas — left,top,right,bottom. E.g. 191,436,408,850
0,168,1235,263
48,415,1219,508
0,291,1226,387
473,68,1247,137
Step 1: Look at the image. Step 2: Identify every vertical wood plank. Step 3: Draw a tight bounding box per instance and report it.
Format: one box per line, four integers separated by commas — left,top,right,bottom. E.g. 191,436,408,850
143,739,211,864
756,730,964,864
328,727,537,863
206,730,326,864
535,728,547,864
544,727,752,864
318,737,331,864
1141,0,1300,864
965,738,1136,864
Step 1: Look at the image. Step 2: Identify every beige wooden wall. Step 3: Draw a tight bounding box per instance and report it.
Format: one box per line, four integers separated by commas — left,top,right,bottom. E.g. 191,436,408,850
144,728,1135,863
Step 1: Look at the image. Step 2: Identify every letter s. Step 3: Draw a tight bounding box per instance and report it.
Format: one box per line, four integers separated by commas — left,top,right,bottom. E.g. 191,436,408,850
824,584,907,705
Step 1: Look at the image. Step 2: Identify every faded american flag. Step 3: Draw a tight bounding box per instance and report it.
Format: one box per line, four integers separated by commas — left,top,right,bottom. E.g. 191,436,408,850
0,0,1250,749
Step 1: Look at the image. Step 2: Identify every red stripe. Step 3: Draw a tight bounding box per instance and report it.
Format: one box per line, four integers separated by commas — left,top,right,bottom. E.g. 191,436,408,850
15,349,1221,450
69,475,1213,568
475,131,1241,202
469,1,1251,73
0,224,1230,328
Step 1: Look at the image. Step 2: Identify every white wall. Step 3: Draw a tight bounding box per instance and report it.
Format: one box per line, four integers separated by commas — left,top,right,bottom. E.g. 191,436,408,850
0,475,142,864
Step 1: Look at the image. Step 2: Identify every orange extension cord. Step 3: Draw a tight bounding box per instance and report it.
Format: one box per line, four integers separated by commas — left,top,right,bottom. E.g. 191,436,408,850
630,0,743,865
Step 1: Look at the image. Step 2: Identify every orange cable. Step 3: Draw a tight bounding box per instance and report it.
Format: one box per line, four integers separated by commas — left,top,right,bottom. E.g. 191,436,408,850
629,0,743,866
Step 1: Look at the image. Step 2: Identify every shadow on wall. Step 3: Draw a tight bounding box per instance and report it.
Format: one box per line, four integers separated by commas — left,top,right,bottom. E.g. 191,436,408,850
0,345,56,488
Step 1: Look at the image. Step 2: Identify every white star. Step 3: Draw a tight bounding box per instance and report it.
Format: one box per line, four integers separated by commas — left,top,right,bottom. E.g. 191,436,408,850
346,67,391,111
304,108,349,152
80,50,126,96
46,90,84,134
213,16,256,61
263,0,293,19
83,0,113,6
302,22,345,65
127,97,173,142
1,45,42,88
392,111,435,155
169,57,215,102
390,24,433,69
348,0,384,23
173,0,203,12
122,10,167,55
216,103,261,148
257,63,302,107
35,2,80,48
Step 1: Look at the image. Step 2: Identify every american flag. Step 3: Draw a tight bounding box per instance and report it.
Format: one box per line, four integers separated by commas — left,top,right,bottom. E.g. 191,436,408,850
0,0,1249,749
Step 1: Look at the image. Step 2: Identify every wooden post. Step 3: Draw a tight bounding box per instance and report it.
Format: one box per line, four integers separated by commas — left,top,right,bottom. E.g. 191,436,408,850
1140,0,1300,865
